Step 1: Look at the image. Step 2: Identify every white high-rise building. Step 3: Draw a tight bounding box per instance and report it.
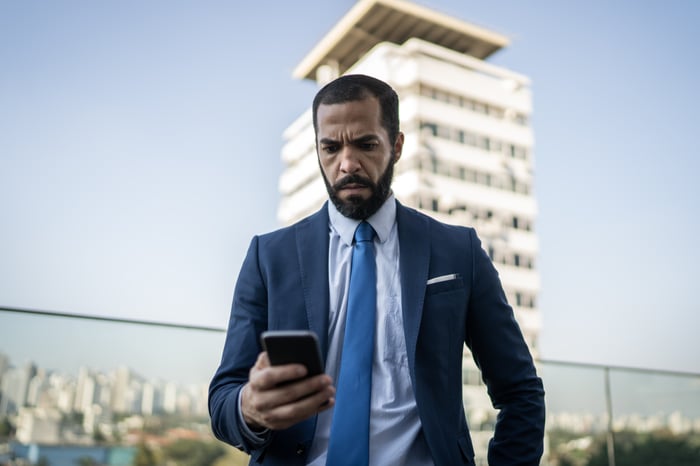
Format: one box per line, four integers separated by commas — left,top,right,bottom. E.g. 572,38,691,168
278,0,540,462
110,366,130,414
73,367,96,414
0,362,37,416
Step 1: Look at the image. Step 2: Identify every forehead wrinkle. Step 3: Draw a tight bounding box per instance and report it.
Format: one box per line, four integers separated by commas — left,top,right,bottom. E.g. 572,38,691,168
319,133,379,145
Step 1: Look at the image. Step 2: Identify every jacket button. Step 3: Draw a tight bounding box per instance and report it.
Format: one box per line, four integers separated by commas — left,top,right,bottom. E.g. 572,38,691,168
296,444,306,455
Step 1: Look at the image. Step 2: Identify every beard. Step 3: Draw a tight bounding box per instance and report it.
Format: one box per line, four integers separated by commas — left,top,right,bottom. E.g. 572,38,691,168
321,156,395,220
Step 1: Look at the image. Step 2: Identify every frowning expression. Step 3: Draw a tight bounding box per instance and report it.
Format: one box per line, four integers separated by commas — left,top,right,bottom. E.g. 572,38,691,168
316,97,403,219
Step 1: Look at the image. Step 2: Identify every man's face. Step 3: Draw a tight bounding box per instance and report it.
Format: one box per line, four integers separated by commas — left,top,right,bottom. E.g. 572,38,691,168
316,97,403,219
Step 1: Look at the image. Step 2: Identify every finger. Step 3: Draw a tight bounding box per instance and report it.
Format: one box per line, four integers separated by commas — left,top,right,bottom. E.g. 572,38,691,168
260,384,336,430
269,374,332,406
250,375,335,425
248,352,270,385
250,364,309,391
252,373,331,413
256,351,270,369
317,397,335,413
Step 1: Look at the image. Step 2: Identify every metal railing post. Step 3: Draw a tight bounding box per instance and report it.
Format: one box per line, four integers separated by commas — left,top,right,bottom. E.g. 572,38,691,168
604,366,616,466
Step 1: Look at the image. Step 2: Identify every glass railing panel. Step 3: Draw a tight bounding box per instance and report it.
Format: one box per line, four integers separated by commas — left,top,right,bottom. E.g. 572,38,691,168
609,367,700,429
540,361,700,465
0,308,250,466
2,308,699,466
605,367,700,464
539,361,609,464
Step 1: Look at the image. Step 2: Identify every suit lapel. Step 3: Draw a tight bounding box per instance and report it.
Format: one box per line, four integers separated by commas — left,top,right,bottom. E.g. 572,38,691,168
294,201,430,371
396,202,430,382
295,204,331,359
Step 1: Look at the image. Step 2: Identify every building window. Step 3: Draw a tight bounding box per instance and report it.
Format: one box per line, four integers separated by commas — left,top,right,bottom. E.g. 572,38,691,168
434,89,449,102
430,158,438,173
420,122,437,136
420,119,528,159
419,84,530,129
513,146,527,159
515,114,528,125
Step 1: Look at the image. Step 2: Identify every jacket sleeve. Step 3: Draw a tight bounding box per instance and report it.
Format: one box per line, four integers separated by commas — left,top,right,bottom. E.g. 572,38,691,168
208,235,272,455
464,230,546,465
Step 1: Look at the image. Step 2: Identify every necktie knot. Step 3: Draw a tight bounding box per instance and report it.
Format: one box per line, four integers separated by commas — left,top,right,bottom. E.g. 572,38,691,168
354,221,375,243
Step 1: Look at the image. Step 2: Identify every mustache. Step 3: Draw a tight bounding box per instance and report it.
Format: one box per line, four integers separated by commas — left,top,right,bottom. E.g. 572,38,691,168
333,174,373,191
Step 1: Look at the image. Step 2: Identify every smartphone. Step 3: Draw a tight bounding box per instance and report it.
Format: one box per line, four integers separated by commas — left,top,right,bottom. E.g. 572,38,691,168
261,330,324,377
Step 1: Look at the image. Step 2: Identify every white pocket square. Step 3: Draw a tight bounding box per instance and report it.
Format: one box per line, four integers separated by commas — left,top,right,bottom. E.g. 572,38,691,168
426,274,459,285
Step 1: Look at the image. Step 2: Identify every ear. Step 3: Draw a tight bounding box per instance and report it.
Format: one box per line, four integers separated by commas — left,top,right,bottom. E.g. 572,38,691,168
393,132,405,162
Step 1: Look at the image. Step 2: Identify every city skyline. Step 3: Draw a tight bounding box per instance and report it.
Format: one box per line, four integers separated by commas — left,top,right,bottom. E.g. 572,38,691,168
3,347,697,465
2,347,698,435
1,0,699,376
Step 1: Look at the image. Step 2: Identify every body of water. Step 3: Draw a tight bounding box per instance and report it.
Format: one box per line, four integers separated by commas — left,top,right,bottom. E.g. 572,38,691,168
8,443,134,466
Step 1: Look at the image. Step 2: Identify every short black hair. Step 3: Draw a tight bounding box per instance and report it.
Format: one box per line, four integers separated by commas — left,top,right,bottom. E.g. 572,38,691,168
312,74,400,145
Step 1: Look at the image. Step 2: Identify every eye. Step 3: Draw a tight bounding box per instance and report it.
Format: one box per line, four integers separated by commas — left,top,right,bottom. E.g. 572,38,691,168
322,145,339,154
360,142,378,151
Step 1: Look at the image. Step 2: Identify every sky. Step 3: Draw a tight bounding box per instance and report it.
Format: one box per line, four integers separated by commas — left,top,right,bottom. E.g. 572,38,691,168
1,0,699,376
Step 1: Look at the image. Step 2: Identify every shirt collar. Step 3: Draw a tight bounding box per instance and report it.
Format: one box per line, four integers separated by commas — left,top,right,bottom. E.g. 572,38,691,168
328,193,397,247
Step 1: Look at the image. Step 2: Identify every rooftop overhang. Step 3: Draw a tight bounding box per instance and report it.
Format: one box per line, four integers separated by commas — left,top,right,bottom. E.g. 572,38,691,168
293,0,510,81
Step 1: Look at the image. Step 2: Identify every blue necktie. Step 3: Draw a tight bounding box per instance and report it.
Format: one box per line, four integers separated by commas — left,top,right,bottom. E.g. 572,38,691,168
326,221,376,466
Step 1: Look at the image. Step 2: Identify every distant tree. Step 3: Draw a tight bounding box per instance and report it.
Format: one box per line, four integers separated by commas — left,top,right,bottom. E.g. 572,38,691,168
556,450,589,466
547,428,592,466
0,416,14,439
141,416,163,434
60,412,85,434
75,456,99,466
586,430,700,466
212,446,250,466
162,439,226,466
133,442,158,466
92,427,107,444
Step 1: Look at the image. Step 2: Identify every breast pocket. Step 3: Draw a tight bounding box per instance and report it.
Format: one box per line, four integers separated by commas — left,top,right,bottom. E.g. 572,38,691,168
422,278,468,358
425,277,465,296
424,279,467,321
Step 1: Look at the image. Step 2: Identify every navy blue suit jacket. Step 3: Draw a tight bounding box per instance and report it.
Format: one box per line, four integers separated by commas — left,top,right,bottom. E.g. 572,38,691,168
209,201,545,465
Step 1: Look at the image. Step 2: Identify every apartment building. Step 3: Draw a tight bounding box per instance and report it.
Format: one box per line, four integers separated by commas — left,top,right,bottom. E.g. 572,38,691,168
277,0,540,460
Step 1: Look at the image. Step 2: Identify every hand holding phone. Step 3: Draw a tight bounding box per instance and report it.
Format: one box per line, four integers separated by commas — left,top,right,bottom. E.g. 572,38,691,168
241,330,333,431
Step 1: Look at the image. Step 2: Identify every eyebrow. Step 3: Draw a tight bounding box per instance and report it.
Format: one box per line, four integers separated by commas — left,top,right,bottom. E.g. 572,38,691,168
319,134,379,145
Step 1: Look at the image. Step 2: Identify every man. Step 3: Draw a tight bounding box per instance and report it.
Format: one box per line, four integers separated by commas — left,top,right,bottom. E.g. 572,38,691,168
209,74,545,465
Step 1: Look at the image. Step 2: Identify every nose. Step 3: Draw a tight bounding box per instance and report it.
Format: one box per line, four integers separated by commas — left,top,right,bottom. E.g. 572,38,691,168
338,146,361,174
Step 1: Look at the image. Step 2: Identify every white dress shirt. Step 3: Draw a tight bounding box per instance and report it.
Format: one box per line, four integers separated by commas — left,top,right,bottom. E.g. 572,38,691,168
306,195,433,466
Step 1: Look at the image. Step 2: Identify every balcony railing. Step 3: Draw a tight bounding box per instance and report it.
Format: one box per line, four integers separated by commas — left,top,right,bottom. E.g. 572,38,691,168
1,306,698,466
